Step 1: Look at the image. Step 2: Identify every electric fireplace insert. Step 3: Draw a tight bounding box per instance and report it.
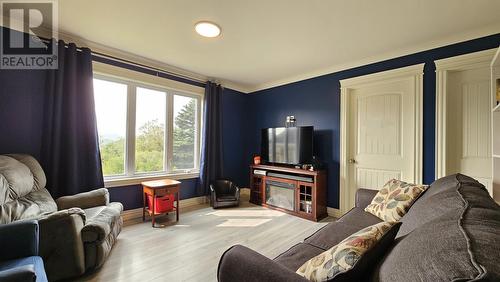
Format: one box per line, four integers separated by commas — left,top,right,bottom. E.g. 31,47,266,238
265,179,295,211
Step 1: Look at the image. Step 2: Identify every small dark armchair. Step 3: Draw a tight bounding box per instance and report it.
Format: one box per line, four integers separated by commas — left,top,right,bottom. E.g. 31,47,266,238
210,180,240,209
0,220,48,282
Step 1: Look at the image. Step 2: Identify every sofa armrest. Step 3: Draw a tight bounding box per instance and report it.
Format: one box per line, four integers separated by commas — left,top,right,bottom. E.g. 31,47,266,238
56,188,109,210
82,202,123,243
218,245,308,282
355,188,379,208
0,220,38,261
38,208,86,281
0,265,36,282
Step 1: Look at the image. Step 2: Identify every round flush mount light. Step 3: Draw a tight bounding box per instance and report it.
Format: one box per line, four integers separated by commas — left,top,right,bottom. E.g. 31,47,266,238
195,21,221,38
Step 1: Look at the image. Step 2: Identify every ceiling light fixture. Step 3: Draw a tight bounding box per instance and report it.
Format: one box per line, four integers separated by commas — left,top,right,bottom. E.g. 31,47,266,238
195,21,221,38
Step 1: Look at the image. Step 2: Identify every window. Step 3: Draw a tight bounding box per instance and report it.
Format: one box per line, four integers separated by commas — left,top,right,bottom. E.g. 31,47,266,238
94,79,128,176
135,87,166,173
173,95,197,170
93,75,202,181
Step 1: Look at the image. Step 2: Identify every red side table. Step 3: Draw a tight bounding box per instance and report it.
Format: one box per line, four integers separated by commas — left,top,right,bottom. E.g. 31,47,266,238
141,179,181,227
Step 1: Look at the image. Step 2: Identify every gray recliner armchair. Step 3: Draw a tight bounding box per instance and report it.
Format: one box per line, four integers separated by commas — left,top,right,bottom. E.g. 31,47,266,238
0,154,123,281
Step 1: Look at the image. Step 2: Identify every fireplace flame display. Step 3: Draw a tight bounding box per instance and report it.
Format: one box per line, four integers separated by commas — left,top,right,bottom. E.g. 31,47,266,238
265,180,295,211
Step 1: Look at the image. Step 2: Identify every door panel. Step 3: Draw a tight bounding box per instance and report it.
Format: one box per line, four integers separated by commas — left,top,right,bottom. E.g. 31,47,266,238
356,168,401,189
357,94,401,156
348,78,417,208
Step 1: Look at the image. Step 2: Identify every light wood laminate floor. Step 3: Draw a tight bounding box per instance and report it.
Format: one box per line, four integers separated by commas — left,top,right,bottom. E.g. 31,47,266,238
77,197,332,282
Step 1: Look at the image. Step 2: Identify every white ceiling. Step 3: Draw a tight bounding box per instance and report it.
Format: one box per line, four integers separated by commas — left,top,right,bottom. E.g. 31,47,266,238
56,0,500,92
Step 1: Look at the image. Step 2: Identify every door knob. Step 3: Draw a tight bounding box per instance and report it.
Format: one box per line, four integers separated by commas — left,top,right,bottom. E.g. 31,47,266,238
348,159,356,164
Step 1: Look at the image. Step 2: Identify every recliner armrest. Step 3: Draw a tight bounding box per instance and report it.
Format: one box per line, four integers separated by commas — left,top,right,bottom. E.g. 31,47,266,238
37,208,86,281
0,265,36,282
56,188,110,210
218,245,307,282
0,220,39,261
355,188,379,208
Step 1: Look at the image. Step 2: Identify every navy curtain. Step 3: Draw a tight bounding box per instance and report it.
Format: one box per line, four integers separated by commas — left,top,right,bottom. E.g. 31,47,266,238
199,81,224,195
41,40,104,198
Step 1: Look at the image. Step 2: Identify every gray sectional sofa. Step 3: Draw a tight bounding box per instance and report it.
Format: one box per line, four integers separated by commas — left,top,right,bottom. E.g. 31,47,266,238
0,154,123,281
218,174,500,281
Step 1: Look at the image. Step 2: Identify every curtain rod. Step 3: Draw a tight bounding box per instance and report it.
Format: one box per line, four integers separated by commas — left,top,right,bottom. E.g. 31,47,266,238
40,37,207,85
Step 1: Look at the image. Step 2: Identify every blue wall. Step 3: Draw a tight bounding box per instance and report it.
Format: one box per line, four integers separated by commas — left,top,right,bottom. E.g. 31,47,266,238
247,34,500,209
0,69,46,159
109,87,250,210
0,27,46,158
108,178,200,210
222,88,251,187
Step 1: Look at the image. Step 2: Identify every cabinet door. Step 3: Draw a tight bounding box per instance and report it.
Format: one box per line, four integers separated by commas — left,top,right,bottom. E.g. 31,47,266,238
297,182,314,217
250,175,265,204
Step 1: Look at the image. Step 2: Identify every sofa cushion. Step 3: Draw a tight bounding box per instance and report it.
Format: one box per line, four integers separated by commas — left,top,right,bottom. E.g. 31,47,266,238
274,243,326,271
304,222,362,250
375,176,500,281
364,179,428,223
397,174,482,238
7,154,47,192
0,155,35,204
336,207,382,229
84,206,107,220
0,188,57,224
0,155,57,224
217,195,238,202
296,222,401,281
0,256,48,282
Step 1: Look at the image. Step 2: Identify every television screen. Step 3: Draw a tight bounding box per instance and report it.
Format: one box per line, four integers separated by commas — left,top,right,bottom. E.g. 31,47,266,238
261,126,313,165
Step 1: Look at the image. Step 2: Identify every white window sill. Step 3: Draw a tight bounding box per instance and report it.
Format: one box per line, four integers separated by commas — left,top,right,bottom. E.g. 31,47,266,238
104,172,200,188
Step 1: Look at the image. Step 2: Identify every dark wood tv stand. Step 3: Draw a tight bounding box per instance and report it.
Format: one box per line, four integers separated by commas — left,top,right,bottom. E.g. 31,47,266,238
249,164,327,221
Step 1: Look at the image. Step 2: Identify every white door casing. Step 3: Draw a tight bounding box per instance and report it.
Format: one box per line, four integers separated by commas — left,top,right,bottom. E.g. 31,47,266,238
435,49,495,195
340,64,424,214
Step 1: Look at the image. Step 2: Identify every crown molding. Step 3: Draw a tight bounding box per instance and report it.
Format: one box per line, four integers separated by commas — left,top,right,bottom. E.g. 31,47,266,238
434,48,496,71
339,63,424,88
247,23,500,93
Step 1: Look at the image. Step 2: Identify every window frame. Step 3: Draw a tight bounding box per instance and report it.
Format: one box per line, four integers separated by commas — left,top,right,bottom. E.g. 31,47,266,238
93,71,203,187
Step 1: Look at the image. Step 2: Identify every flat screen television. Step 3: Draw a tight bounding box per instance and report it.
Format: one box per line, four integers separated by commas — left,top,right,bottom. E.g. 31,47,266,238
261,126,313,165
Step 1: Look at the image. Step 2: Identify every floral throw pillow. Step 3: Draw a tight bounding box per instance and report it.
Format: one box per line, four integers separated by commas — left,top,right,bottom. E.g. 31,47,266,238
364,179,428,223
296,221,399,281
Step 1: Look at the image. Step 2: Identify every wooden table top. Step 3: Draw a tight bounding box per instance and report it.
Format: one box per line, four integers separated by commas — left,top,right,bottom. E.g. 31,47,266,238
141,179,181,188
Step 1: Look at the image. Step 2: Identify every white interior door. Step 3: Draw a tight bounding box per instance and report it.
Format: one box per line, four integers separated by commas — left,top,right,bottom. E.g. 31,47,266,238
446,67,492,190
348,79,417,206
340,64,423,212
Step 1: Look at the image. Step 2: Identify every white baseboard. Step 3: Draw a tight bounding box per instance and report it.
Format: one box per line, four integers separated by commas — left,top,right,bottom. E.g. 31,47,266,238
121,195,208,222
327,207,343,219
